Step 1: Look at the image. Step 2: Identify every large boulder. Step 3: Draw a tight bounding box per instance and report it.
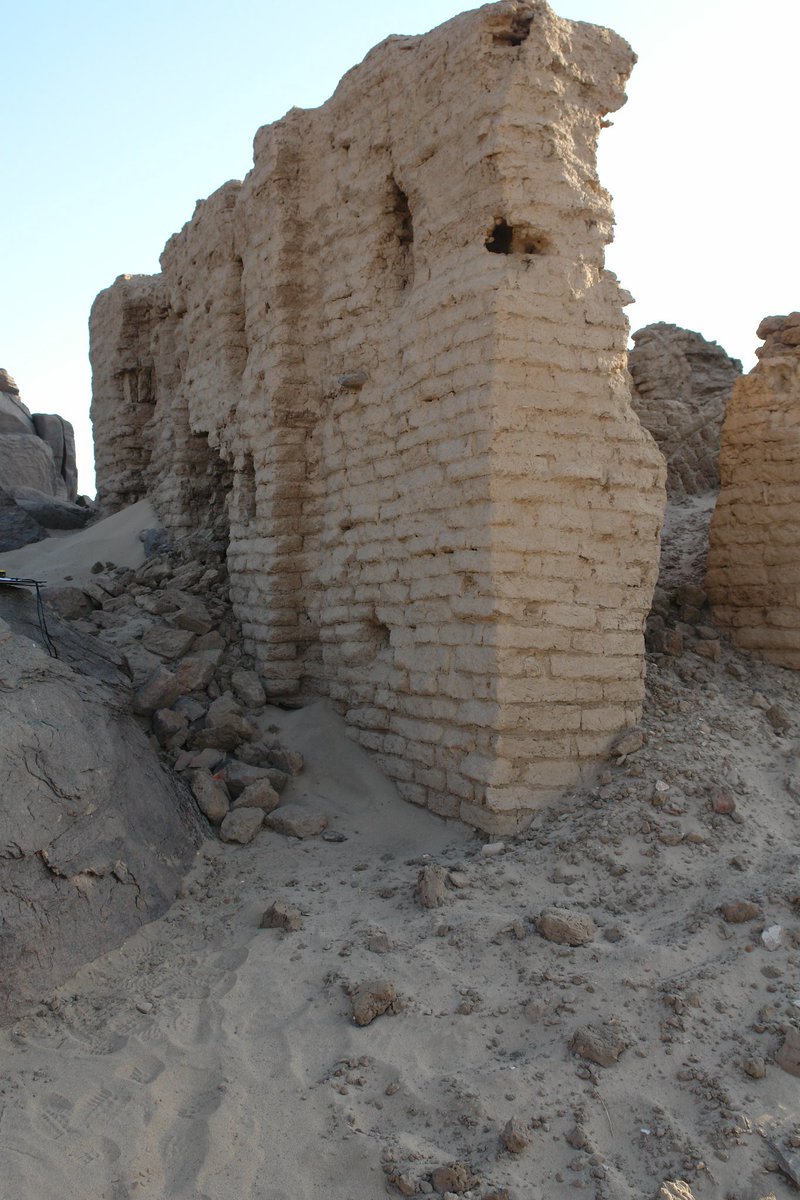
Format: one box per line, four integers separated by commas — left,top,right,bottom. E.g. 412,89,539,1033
0,588,207,1025
32,413,79,501
11,485,91,530
0,431,67,498
0,486,47,551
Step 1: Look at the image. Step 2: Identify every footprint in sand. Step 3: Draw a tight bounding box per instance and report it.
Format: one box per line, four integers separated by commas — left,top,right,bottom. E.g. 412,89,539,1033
122,1053,165,1085
33,1092,73,1140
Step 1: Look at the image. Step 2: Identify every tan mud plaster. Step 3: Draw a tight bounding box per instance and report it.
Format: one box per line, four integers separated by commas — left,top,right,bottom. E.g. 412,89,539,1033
90,1,665,833
708,312,800,669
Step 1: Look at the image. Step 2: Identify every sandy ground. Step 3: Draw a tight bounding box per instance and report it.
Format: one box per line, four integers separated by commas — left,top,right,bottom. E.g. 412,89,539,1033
1,500,800,1200
0,499,156,585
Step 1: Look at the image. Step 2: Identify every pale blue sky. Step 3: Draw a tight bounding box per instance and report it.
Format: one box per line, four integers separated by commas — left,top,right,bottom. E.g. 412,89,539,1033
2,1,797,493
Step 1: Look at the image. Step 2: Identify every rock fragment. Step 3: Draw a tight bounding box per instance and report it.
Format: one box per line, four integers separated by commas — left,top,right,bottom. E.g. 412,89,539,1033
231,668,266,708
500,1117,530,1154
266,804,328,839
658,1184,696,1200
233,778,281,812
219,807,264,844
536,907,596,946
417,864,448,909
190,769,230,825
709,785,736,814
142,626,195,660
350,978,397,1026
767,704,791,734
430,1162,478,1194
720,900,761,923
776,1027,800,1077
132,665,180,715
570,1023,627,1067
260,900,304,932
744,1056,766,1079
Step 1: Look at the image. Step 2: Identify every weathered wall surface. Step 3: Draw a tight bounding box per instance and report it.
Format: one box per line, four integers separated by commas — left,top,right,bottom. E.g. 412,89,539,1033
708,313,800,668
629,323,741,498
90,0,665,832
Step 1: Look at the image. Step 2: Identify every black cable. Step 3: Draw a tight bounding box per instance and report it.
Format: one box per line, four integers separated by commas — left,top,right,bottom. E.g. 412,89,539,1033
34,581,59,658
0,577,58,658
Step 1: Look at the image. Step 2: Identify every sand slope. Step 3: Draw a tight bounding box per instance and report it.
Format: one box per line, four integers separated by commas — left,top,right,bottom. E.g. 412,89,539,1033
0,498,157,585
1,503,800,1198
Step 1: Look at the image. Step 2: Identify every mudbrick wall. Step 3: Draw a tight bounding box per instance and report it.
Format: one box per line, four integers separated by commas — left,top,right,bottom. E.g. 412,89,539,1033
708,313,800,669
628,323,741,499
90,0,665,832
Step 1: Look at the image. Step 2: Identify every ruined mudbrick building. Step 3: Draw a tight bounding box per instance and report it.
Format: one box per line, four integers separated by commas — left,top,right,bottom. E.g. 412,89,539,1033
90,1,665,831
708,313,800,669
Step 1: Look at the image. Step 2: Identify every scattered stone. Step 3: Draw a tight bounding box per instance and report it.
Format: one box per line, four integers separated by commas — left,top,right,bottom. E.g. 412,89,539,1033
152,707,188,747
430,1163,478,1194
481,842,505,857
132,666,180,715
175,654,216,695
570,1023,627,1067
613,728,644,757
322,829,348,843
766,704,791,734
387,1172,416,1197
720,900,762,923
744,1056,766,1079
566,1125,589,1149
219,807,264,844
260,900,304,932
350,979,397,1026
448,870,469,888
776,1027,800,1076
762,924,783,951
190,770,230,825
658,1184,696,1200
366,929,392,954
710,785,736,815
142,625,195,660
220,759,287,796
500,1117,530,1154
536,907,596,947
233,778,281,812
266,804,328,839
231,667,266,708
417,864,449,909
694,638,721,661
187,747,225,771
767,1138,800,1189
266,745,304,775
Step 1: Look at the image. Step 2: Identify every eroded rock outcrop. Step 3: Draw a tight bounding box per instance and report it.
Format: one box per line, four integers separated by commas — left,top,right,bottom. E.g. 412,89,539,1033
629,323,741,498
0,589,205,1024
0,369,84,550
90,1,665,832
707,313,800,668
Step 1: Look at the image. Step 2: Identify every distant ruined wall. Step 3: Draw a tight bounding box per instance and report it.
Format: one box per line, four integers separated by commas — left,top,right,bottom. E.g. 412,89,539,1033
708,313,800,668
90,0,665,832
628,323,741,498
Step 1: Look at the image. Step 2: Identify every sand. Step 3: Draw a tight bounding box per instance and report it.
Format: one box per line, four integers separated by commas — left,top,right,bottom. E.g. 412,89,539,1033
0,498,157,586
1,503,799,1199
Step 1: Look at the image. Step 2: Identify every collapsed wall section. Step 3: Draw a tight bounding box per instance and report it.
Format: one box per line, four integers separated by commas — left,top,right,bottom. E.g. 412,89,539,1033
90,0,665,831
708,313,800,668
